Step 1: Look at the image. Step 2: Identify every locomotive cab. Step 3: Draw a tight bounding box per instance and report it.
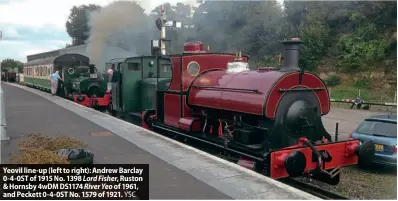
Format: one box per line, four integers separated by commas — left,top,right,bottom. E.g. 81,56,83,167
108,56,173,122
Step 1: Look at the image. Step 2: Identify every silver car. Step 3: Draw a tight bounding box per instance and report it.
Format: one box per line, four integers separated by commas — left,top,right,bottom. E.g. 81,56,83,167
350,113,397,166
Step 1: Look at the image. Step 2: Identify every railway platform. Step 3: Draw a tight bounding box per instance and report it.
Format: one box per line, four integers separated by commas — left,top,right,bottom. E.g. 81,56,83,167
1,82,319,199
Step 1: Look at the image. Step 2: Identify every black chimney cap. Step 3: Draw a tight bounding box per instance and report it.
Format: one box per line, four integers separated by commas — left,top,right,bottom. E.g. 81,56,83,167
281,37,303,44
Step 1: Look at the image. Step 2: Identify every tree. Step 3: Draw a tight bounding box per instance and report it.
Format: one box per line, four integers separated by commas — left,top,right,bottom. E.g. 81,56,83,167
66,4,101,46
1,58,24,72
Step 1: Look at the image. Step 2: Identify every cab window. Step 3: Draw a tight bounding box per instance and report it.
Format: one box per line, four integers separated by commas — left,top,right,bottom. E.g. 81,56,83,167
161,64,172,72
127,62,141,71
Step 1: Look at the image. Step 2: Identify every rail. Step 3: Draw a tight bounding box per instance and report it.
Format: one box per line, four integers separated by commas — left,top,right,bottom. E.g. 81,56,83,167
280,178,349,200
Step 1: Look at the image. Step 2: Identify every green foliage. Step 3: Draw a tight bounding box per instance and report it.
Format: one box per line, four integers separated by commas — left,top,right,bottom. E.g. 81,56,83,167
335,24,390,72
65,1,396,77
354,78,372,89
326,75,341,87
1,58,24,72
299,22,330,71
66,4,101,46
330,85,369,100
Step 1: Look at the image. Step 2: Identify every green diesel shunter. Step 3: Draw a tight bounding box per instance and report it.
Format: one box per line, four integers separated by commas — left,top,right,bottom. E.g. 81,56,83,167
107,56,172,123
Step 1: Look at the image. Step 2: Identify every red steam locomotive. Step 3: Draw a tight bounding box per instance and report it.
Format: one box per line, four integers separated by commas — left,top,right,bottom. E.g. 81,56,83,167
142,38,376,184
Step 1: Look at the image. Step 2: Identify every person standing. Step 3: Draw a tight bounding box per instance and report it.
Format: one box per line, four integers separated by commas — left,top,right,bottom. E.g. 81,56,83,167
106,64,115,93
50,71,63,96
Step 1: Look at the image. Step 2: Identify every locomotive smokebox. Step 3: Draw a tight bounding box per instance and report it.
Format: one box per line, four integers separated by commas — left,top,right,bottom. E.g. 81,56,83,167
281,37,303,71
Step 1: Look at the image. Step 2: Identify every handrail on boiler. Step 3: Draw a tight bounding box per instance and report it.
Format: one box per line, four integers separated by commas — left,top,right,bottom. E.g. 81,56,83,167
191,85,261,94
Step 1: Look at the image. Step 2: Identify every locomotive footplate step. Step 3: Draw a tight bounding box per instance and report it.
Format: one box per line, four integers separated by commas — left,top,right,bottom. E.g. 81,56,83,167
2,82,320,200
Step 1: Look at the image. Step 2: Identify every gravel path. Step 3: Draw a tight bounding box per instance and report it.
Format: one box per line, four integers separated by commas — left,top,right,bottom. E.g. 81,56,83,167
297,165,397,200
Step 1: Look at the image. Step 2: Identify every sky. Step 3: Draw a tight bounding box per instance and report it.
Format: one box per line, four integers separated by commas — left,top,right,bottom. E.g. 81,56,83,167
0,0,283,63
0,0,195,62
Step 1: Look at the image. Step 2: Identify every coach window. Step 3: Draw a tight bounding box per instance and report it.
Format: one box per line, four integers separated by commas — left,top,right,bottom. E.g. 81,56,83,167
127,62,141,71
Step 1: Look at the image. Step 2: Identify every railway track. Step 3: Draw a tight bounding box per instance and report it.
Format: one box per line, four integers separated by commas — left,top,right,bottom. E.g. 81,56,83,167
280,178,349,200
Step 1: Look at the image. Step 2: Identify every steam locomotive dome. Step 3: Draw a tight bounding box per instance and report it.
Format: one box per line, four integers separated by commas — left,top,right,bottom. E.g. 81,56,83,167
183,41,207,53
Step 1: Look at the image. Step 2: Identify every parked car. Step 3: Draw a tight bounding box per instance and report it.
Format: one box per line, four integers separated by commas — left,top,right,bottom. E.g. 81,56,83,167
350,113,397,167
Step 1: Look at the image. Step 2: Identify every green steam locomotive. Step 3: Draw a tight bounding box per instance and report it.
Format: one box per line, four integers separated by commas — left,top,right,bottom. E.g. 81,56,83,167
23,54,110,109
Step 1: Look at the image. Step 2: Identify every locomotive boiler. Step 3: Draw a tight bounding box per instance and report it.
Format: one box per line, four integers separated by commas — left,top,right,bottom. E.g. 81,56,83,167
142,39,376,185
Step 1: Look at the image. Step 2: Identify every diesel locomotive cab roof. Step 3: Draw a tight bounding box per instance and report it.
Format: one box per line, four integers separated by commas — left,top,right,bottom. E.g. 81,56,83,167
108,56,172,64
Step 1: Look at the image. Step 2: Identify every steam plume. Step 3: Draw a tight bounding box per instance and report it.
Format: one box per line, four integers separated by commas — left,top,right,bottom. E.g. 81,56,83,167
86,1,155,69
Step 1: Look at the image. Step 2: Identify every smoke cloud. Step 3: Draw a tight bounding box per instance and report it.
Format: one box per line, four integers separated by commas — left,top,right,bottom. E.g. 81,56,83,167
86,0,156,70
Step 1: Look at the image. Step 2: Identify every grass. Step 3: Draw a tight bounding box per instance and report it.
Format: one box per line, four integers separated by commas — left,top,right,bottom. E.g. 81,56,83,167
329,84,396,103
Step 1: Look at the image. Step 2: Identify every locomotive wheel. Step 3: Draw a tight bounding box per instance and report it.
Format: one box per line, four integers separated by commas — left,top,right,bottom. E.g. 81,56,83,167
143,110,156,130
87,86,105,98
107,103,113,114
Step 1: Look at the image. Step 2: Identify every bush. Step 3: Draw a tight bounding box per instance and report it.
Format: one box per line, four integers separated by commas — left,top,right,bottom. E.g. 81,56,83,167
12,133,87,164
326,74,341,87
335,24,390,72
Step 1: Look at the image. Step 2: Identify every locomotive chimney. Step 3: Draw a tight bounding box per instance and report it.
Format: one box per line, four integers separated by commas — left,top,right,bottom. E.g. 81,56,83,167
281,37,303,71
